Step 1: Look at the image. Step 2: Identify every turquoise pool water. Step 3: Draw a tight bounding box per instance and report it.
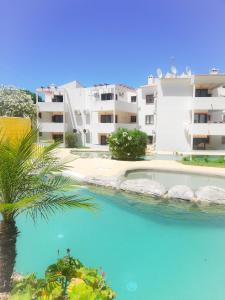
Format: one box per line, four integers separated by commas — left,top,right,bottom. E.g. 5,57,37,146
16,188,225,300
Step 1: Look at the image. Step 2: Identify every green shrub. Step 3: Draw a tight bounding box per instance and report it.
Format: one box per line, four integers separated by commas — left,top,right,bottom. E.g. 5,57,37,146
108,128,148,161
65,132,78,148
10,253,116,300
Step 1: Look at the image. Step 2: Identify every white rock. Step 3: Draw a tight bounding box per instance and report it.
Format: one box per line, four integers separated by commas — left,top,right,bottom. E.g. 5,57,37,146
195,186,225,204
84,176,120,189
119,179,166,197
167,185,194,201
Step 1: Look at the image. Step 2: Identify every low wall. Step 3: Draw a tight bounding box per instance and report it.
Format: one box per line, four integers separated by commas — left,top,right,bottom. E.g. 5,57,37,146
0,117,31,144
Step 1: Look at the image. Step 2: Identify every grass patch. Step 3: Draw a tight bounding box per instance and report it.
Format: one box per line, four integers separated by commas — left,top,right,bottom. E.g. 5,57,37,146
180,155,225,168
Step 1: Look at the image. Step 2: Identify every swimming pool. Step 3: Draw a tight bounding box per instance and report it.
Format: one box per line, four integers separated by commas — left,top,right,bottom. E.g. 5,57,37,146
16,187,225,300
125,169,225,190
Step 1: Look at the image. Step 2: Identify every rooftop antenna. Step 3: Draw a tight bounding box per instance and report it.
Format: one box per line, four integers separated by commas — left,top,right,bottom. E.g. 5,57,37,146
185,66,192,76
156,68,163,78
170,65,177,76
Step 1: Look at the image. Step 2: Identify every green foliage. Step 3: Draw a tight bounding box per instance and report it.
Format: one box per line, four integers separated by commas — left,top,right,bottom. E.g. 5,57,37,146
65,132,78,148
0,129,94,221
23,89,43,104
0,86,37,119
10,254,116,300
181,155,225,168
108,128,148,161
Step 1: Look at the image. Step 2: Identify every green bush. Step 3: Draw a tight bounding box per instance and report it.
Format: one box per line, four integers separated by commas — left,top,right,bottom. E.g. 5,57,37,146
9,253,116,300
65,132,78,148
108,128,148,161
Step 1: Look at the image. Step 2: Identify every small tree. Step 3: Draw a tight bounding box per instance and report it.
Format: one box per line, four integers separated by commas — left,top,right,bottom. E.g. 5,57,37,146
65,132,78,148
108,128,148,161
0,86,36,120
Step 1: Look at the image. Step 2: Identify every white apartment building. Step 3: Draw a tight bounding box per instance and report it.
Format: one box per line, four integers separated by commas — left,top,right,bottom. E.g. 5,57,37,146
36,82,137,147
36,68,225,152
138,68,225,152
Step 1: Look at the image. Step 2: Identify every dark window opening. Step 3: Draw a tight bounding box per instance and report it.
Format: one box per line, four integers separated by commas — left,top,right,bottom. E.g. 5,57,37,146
100,115,113,123
39,132,42,137
195,89,211,97
52,95,63,102
52,115,63,123
145,115,154,125
52,134,63,143
115,94,118,100
131,96,136,102
193,137,210,150
101,93,114,100
194,113,208,123
130,115,137,123
148,135,153,144
100,135,108,145
115,115,118,123
38,112,42,119
146,94,154,104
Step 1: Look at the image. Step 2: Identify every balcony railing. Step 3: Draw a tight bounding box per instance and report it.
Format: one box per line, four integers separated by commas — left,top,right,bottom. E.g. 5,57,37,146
39,122,66,133
193,97,225,110
189,122,225,135
38,102,64,112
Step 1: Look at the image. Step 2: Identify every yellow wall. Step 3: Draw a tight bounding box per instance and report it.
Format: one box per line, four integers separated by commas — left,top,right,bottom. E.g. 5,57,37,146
0,117,31,144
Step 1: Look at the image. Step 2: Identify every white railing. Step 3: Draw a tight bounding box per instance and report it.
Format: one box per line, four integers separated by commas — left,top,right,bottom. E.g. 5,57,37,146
189,123,225,135
193,97,225,110
39,122,66,133
38,102,64,112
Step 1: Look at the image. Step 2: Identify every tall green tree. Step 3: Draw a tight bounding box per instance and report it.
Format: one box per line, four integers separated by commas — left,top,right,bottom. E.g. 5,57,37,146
0,130,93,293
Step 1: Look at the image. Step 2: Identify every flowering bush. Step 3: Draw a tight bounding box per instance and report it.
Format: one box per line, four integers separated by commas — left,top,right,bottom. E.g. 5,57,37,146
0,86,36,119
108,128,148,160
9,253,116,299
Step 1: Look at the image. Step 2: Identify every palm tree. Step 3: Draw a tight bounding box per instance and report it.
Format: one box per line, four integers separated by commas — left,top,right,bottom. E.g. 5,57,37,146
0,130,93,293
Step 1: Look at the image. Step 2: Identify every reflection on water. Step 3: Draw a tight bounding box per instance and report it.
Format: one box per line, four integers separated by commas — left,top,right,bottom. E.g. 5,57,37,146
125,169,225,190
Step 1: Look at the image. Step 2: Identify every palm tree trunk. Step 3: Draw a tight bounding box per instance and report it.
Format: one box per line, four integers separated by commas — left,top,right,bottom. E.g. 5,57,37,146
0,216,18,293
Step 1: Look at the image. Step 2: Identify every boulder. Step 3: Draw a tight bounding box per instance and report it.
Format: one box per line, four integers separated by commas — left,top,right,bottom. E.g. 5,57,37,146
195,186,225,204
84,176,120,189
119,179,166,197
167,185,194,201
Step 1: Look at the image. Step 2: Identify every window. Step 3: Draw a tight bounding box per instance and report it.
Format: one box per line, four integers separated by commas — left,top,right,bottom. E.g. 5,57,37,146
115,115,118,123
145,115,154,125
52,134,63,143
115,94,118,100
39,132,42,137
222,136,225,144
194,113,208,123
131,96,136,102
130,115,137,123
38,112,42,119
52,95,63,102
100,115,113,123
148,135,153,144
146,94,154,104
195,89,211,97
101,93,114,100
100,135,108,145
52,115,63,123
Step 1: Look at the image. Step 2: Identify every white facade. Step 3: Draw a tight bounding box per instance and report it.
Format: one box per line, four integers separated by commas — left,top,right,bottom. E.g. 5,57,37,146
36,69,225,151
36,82,137,147
137,70,225,152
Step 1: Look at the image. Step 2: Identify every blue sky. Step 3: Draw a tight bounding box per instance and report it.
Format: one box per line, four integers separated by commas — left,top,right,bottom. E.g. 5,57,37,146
0,0,225,91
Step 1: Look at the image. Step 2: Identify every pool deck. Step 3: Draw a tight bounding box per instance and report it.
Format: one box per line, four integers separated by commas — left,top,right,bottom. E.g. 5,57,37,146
56,148,225,179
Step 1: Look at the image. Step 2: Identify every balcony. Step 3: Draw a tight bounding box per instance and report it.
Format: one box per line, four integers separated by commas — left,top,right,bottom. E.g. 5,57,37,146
38,102,64,112
39,122,66,133
94,122,137,133
93,100,137,113
189,122,225,135
193,97,225,110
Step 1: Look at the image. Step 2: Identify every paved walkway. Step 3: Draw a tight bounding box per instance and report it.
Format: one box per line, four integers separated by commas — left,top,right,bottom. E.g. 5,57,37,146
56,149,225,179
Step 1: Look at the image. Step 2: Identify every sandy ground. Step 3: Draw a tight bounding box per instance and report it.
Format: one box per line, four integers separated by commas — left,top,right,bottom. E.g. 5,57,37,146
55,148,225,178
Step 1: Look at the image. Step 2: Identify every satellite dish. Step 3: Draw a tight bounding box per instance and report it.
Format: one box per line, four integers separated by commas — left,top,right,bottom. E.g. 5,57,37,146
156,68,163,78
171,66,177,75
185,66,192,76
